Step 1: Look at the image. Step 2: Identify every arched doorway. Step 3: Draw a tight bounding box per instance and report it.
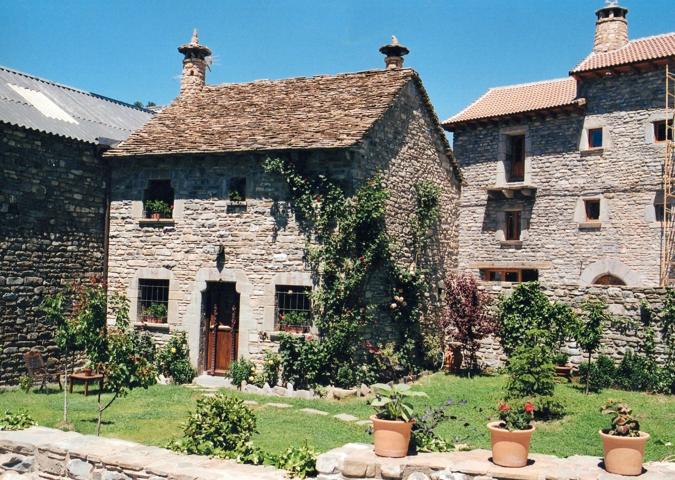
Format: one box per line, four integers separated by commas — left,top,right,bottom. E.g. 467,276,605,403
593,274,626,286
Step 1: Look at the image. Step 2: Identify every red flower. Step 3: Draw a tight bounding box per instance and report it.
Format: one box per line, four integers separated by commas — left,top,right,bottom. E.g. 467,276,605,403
524,402,535,413
498,403,510,412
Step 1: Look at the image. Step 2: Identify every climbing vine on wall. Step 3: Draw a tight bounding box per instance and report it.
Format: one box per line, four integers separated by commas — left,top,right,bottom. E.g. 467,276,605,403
263,157,440,387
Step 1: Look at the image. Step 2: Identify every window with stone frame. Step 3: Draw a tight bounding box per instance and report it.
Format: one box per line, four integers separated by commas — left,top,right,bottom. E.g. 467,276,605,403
584,199,601,222
588,128,603,149
143,180,174,219
138,279,169,324
275,285,312,333
505,134,525,182
654,120,674,143
504,210,521,241
480,268,538,283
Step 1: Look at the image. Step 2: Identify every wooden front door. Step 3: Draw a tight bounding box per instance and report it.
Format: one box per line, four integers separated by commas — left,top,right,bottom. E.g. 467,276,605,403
204,282,239,375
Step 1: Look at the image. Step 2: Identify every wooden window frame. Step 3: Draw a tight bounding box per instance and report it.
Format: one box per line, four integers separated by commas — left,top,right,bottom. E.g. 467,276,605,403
504,210,522,241
654,120,674,143
506,134,525,183
587,128,603,149
480,268,538,283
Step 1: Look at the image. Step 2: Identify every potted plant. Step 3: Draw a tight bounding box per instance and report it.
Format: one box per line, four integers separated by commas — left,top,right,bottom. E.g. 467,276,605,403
144,199,172,220
82,361,94,376
599,401,649,476
279,311,311,334
553,352,573,378
487,401,535,468
142,303,167,324
370,383,427,457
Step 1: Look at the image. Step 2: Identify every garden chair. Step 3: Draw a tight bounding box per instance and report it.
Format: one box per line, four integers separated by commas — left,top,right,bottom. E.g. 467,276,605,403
23,351,62,391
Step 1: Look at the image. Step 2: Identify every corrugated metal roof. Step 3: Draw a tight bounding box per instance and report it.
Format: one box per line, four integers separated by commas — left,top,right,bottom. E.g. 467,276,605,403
0,66,153,144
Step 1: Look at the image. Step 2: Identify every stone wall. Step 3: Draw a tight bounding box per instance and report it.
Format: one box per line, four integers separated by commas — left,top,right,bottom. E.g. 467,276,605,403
0,427,285,480
474,283,671,369
0,124,106,385
106,81,459,372
452,68,668,287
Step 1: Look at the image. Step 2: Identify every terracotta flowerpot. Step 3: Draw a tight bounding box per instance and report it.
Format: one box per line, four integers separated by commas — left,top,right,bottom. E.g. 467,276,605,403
600,430,649,476
487,421,534,468
82,368,93,376
371,415,413,458
151,212,161,220
554,364,573,378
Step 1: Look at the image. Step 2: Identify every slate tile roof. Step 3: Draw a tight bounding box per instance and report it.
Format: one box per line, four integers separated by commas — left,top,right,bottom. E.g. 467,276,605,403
0,66,153,144
443,77,578,127
106,68,418,156
572,32,675,73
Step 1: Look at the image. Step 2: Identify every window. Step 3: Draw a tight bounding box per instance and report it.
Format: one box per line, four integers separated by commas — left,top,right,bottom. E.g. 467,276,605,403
504,211,521,241
588,128,603,149
138,279,169,323
228,177,246,201
506,135,525,182
593,274,626,286
480,269,538,283
584,199,600,221
275,285,312,332
143,180,174,219
654,120,674,143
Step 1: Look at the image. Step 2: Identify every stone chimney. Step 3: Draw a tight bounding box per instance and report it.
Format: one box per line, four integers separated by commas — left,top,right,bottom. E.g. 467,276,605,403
379,36,409,70
177,29,212,96
593,1,629,53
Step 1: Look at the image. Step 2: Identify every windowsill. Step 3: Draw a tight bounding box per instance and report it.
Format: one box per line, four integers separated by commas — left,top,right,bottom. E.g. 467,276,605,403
139,218,175,227
500,240,523,248
487,184,537,198
227,201,248,213
268,330,313,341
580,148,604,156
134,322,170,332
579,221,602,229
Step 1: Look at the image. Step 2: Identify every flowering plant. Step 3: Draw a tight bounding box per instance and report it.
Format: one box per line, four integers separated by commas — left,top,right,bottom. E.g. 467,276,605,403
496,401,534,431
601,400,640,437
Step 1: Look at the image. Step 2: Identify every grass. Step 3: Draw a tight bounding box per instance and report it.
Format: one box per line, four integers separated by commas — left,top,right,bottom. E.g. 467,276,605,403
2,373,674,461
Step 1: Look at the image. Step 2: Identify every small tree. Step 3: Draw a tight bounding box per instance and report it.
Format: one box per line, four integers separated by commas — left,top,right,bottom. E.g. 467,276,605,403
441,273,497,372
576,301,611,394
92,293,156,435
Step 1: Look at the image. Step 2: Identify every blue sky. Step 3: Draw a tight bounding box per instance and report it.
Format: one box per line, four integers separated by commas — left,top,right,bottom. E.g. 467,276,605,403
2,1,674,122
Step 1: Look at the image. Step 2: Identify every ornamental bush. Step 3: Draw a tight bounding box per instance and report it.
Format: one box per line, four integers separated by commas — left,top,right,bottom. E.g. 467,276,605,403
578,354,616,393
272,442,318,479
278,334,328,389
0,411,36,431
261,350,282,387
169,394,262,463
156,331,195,385
229,359,256,388
505,345,555,398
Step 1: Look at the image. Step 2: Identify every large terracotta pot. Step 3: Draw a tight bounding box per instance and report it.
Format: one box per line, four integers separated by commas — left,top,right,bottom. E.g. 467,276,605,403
600,430,649,476
554,364,573,378
487,421,534,468
371,415,413,458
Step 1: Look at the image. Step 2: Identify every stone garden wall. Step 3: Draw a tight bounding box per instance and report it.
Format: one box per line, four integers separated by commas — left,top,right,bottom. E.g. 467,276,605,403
475,283,672,369
0,124,106,385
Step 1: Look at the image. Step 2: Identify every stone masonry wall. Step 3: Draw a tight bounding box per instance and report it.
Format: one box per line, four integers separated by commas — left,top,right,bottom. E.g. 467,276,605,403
0,124,105,385
453,68,668,287
474,283,671,369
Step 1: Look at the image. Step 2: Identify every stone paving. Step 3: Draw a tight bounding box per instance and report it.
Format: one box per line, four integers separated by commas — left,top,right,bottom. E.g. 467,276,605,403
316,443,675,480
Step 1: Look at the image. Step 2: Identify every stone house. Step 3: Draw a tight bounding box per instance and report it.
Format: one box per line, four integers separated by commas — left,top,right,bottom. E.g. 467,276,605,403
444,3,675,287
104,33,460,375
0,66,152,384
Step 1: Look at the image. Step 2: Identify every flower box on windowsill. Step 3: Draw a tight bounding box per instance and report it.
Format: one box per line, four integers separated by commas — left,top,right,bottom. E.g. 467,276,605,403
139,218,175,227
226,200,247,213
579,221,602,230
279,324,310,334
500,240,523,248
134,321,170,332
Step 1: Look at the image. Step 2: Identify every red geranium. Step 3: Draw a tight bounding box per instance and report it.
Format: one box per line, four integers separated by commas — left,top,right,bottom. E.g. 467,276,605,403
499,403,510,412
524,402,535,413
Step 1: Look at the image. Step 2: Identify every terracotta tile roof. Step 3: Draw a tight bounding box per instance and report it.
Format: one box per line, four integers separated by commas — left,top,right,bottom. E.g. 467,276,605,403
443,77,579,127
106,68,417,156
572,32,675,73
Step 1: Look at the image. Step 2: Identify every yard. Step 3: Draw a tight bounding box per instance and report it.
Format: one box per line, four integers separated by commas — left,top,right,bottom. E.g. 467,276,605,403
4,373,674,461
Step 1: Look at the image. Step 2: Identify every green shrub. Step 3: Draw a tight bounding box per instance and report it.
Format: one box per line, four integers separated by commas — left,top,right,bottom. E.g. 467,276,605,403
505,345,555,398
0,411,36,431
578,355,615,392
229,359,256,388
261,350,281,387
272,442,318,479
169,394,262,463
156,332,195,384
531,396,566,420
18,375,32,393
278,334,328,389
615,351,659,392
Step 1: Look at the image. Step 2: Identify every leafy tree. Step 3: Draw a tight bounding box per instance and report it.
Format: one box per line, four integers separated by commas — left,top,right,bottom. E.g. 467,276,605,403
576,301,611,394
441,272,497,373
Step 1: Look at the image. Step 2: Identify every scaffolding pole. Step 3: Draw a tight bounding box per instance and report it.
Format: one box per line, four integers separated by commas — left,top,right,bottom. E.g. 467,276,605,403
660,64,675,286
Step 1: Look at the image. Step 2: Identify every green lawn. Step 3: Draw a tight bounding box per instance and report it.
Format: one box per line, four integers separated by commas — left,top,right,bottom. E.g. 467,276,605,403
3,374,674,461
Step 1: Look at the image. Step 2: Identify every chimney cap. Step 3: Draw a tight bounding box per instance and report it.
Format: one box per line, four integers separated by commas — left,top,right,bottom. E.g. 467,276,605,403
178,28,212,57
379,35,410,58
595,1,628,18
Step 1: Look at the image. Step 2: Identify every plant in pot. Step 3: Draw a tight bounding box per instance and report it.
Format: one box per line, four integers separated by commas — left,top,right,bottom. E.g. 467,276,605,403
142,303,167,324
487,401,535,468
279,311,311,334
553,352,573,379
599,400,649,476
82,360,95,376
370,383,427,457
144,199,172,220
